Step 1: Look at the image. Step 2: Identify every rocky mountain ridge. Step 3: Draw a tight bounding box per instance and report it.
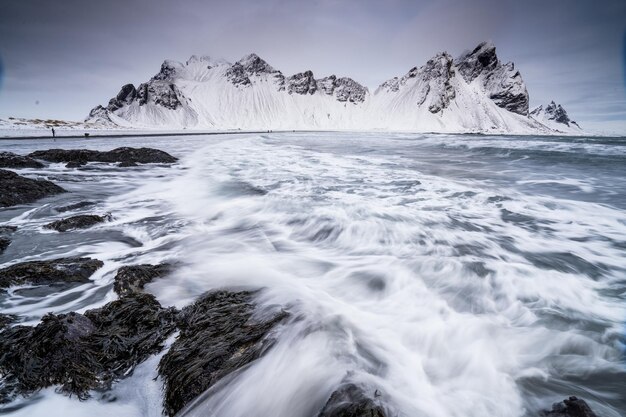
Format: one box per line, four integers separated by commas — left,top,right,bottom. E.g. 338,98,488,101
87,42,581,135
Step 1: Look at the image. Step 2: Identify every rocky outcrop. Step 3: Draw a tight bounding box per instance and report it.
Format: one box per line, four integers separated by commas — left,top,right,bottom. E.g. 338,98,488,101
288,70,318,95
0,226,17,254
318,384,387,417
0,293,177,402
377,52,456,114
0,314,16,330
136,81,183,110
542,396,598,417
316,75,368,103
0,169,65,207
0,152,44,169
0,257,103,289
158,290,288,416
28,147,177,166
455,42,529,115
55,201,96,213
113,263,171,297
44,214,111,232
226,54,285,88
530,101,581,129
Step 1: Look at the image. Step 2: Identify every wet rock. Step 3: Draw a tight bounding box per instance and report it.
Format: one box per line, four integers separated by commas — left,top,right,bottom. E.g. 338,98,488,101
0,257,103,289
0,314,17,330
0,238,10,254
0,226,15,254
0,294,178,402
118,161,138,167
158,290,288,416
28,147,178,166
319,384,387,417
113,263,171,297
56,201,96,213
0,169,65,207
44,214,111,232
542,396,598,417
65,160,87,168
0,152,44,169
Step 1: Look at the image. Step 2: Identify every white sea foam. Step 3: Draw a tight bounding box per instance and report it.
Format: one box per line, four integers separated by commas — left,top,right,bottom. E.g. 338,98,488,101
1,132,624,417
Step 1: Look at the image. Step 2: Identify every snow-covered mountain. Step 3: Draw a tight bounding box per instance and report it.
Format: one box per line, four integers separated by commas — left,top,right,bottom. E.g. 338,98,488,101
87,42,581,135
530,101,582,133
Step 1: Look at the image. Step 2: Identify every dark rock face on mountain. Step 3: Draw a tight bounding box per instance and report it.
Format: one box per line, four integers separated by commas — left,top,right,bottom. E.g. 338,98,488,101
226,54,286,88
316,75,368,103
158,290,288,416
542,396,598,417
318,384,387,417
226,62,251,86
29,147,177,166
137,82,183,109
455,42,529,115
107,84,137,111
288,70,318,95
334,77,368,103
0,152,44,169
377,52,456,114
530,101,581,129
422,53,456,113
0,293,178,402
44,214,111,232
89,61,185,119
0,169,65,207
0,257,103,289
113,263,171,297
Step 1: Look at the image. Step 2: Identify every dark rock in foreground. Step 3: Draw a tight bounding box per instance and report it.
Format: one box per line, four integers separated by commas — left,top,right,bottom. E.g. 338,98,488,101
319,384,387,417
0,169,65,207
28,147,178,166
0,314,17,330
0,293,177,402
0,226,17,254
159,290,288,416
114,263,171,297
44,214,111,232
56,201,96,213
0,257,103,289
542,396,598,417
0,152,44,169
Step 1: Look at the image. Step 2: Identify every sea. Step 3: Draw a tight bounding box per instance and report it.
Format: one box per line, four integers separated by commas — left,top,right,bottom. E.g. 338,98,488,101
1,132,625,417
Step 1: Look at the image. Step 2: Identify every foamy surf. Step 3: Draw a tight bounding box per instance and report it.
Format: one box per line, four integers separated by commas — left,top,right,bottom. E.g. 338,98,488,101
0,132,624,417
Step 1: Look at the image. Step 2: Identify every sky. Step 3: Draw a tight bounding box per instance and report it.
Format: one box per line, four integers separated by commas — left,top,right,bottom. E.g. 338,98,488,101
0,0,625,134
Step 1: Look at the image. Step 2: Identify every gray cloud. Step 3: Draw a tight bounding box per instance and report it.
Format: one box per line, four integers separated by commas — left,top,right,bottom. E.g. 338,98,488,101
0,0,624,133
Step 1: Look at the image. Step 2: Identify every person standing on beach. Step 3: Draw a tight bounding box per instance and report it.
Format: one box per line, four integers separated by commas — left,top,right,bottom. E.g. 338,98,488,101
51,128,55,138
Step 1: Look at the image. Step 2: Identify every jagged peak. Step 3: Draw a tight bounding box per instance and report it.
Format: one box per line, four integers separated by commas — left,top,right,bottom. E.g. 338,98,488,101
455,41,499,82
236,53,277,74
152,60,184,81
186,55,230,67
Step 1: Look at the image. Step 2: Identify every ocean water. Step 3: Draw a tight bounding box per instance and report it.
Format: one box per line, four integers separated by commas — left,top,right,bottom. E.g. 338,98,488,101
0,132,625,417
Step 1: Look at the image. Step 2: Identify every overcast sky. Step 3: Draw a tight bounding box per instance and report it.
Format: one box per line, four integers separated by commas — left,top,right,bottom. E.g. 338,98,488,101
1,0,625,133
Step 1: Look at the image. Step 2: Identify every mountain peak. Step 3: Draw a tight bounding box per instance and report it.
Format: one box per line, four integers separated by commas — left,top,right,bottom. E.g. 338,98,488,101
237,53,277,74
531,101,581,129
456,41,499,82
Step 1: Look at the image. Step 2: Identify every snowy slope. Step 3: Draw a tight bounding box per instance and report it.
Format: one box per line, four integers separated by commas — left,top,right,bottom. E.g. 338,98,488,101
86,42,580,135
